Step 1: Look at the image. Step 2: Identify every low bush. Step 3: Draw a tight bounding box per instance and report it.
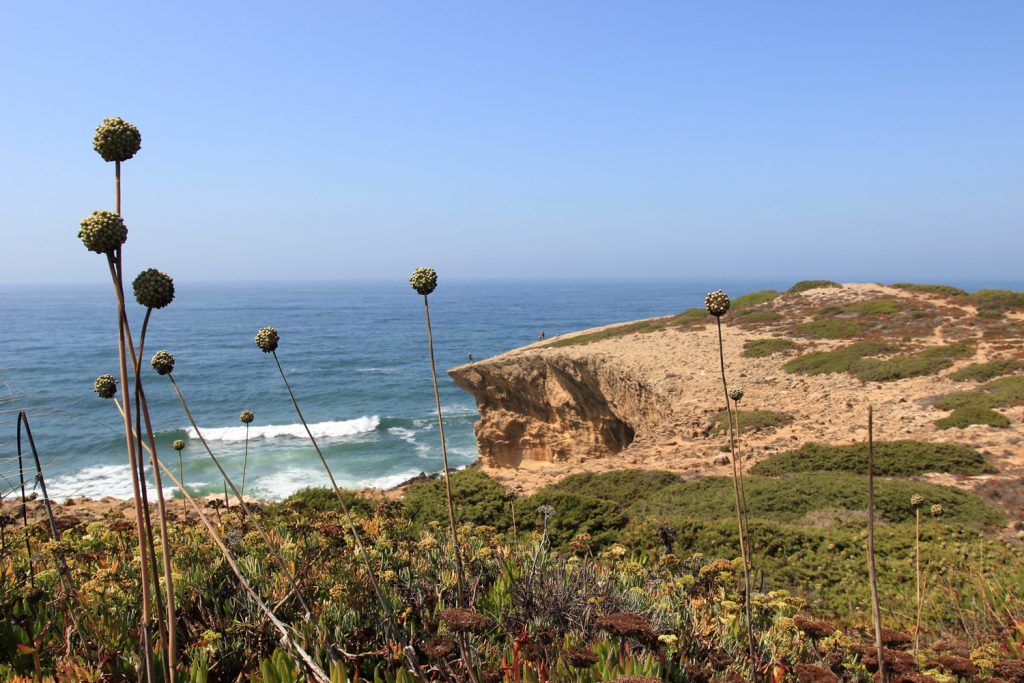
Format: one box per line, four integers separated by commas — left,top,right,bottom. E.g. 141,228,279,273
967,289,1024,313
537,470,679,506
403,468,513,531
634,473,1004,528
711,409,790,434
843,299,903,315
783,341,895,375
795,319,861,338
749,441,996,477
732,289,782,311
788,280,840,293
734,310,782,324
935,406,1011,430
891,283,967,297
949,359,1023,382
854,343,973,382
743,338,799,358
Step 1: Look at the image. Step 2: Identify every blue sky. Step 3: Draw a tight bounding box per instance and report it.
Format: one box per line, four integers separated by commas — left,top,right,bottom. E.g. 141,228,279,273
1,2,1021,284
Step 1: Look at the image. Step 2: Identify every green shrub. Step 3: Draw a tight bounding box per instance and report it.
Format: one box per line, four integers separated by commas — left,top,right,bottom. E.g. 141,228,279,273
749,441,996,477
402,469,512,531
634,473,1004,528
967,289,1024,312
934,375,1024,411
732,289,782,311
843,299,902,315
711,409,790,434
735,310,782,324
519,490,627,547
891,283,967,297
795,319,861,338
949,359,1023,382
743,338,799,358
854,343,973,382
935,406,1011,430
783,341,895,375
788,280,840,293
538,470,679,506
279,486,376,517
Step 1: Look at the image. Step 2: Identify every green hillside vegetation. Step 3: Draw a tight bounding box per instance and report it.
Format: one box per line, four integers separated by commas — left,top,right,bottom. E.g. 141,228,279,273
891,283,967,297
933,375,1024,429
788,280,840,293
842,299,903,315
749,440,996,477
784,342,972,382
795,319,861,338
710,409,790,434
949,358,1023,382
742,338,799,357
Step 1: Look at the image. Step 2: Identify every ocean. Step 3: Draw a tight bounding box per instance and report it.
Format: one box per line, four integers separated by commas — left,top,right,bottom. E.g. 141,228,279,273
0,278,1015,501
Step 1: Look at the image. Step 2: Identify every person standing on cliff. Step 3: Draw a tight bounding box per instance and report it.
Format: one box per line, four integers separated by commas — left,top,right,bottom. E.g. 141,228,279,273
538,330,545,341
467,352,473,363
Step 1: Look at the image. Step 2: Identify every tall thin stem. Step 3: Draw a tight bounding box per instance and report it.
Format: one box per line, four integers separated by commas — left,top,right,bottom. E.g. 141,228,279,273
867,406,888,683
241,422,250,497
270,352,422,679
915,508,922,656
166,373,313,619
423,294,467,607
716,317,756,679
115,160,121,215
732,397,752,569
134,309,178,679
106,252,156,683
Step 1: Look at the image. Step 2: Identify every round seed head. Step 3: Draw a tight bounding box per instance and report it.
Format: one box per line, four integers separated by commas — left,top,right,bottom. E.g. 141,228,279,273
910,494,924,509
93,374,117,399
132,268,175,309
409,267,438,295
78,210,127,254
151,350,175,375
172,439,185,452
255,327,279,353
93,117,142,162
729,388,744,402
705,290,731,317
930,504,944,518
239,410,254,424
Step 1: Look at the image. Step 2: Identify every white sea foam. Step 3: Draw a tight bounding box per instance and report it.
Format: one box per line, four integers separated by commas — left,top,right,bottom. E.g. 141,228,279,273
388,426,433,458
188,416,380,442
44,464,175,502
249,466,424,499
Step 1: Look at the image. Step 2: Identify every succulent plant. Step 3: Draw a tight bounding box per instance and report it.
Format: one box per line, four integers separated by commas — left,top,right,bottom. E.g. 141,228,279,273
931,504,944,518
240,411,254,424
78,210,128,254
910,494,924,509
255,327,279,353
132,269,175,309
172,439,185,452
93,117,142,162
729,388,744,402
409,267,438,295
93,374,117,399
151,350,175,376
705,289,731,317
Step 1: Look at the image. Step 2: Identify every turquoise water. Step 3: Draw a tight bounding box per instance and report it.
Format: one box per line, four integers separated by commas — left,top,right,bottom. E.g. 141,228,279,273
0,278,1015,501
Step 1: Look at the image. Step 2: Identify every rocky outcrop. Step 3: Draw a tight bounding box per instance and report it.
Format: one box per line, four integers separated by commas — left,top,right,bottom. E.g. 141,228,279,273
449,352,673,466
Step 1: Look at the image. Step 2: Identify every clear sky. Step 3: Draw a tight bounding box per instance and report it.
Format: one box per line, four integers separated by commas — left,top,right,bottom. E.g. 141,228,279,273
1,2,1021,284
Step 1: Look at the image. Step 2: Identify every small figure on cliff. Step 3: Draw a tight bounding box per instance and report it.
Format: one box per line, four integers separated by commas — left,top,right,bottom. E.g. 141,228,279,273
467,352,474,363
538,330,545,341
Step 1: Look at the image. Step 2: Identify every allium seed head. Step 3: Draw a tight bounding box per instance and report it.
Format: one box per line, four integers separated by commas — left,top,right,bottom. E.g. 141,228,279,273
240,410,254,424
151,350,175,375
93,117,142,162
910,494,924,509
705,290,731,317
78,210,127,254
409,267,438,295
729,388,744,402
931,504,944,518
132,268,175,309
255,327,279,353
93,374,117,399
172,439,185,452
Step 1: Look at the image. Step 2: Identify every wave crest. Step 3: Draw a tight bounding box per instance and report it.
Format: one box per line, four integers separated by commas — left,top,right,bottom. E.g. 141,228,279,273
188,415,380,442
